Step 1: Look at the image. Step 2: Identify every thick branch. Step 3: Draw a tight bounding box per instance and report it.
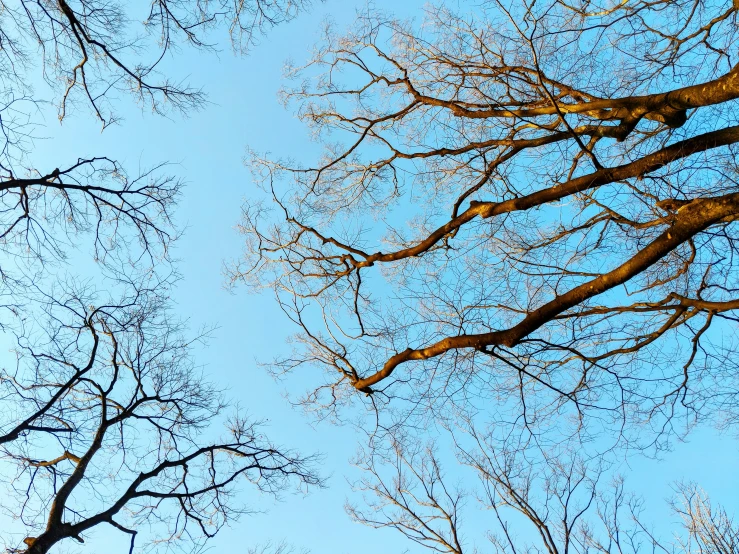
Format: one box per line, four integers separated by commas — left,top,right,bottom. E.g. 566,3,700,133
353,192,739,391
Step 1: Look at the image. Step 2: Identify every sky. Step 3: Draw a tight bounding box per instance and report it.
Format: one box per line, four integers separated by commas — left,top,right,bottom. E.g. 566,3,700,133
1,0,738,552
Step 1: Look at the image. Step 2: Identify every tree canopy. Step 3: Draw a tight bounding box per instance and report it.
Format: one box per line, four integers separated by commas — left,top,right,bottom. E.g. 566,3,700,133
237,0,739,443
233,1,739,550
0,1,320,552
1,0,738,552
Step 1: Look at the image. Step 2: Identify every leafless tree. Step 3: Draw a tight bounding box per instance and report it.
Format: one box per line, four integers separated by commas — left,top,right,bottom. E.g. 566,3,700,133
348,432,738,554
0,0,317,296
0,0,314,127
0,2,326,552
0,277,320,554
348,440,466,554
673,483,739,554
233,0,739,450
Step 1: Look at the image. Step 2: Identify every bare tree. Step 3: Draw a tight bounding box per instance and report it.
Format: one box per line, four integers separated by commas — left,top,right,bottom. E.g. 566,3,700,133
349,432,738,554
0,158,181,280
674,483,739,554
233,0,739,448
0,0,317,295
348,440,466,554
0,277,320,554
0,2,326,552
0,0,314,127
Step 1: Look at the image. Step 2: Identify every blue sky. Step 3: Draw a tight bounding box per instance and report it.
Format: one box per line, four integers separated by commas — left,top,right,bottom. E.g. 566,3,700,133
2,0,738,552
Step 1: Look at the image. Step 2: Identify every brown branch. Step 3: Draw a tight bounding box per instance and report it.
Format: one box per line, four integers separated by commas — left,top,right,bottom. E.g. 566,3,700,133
328,125,739,270
353,192,739,391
